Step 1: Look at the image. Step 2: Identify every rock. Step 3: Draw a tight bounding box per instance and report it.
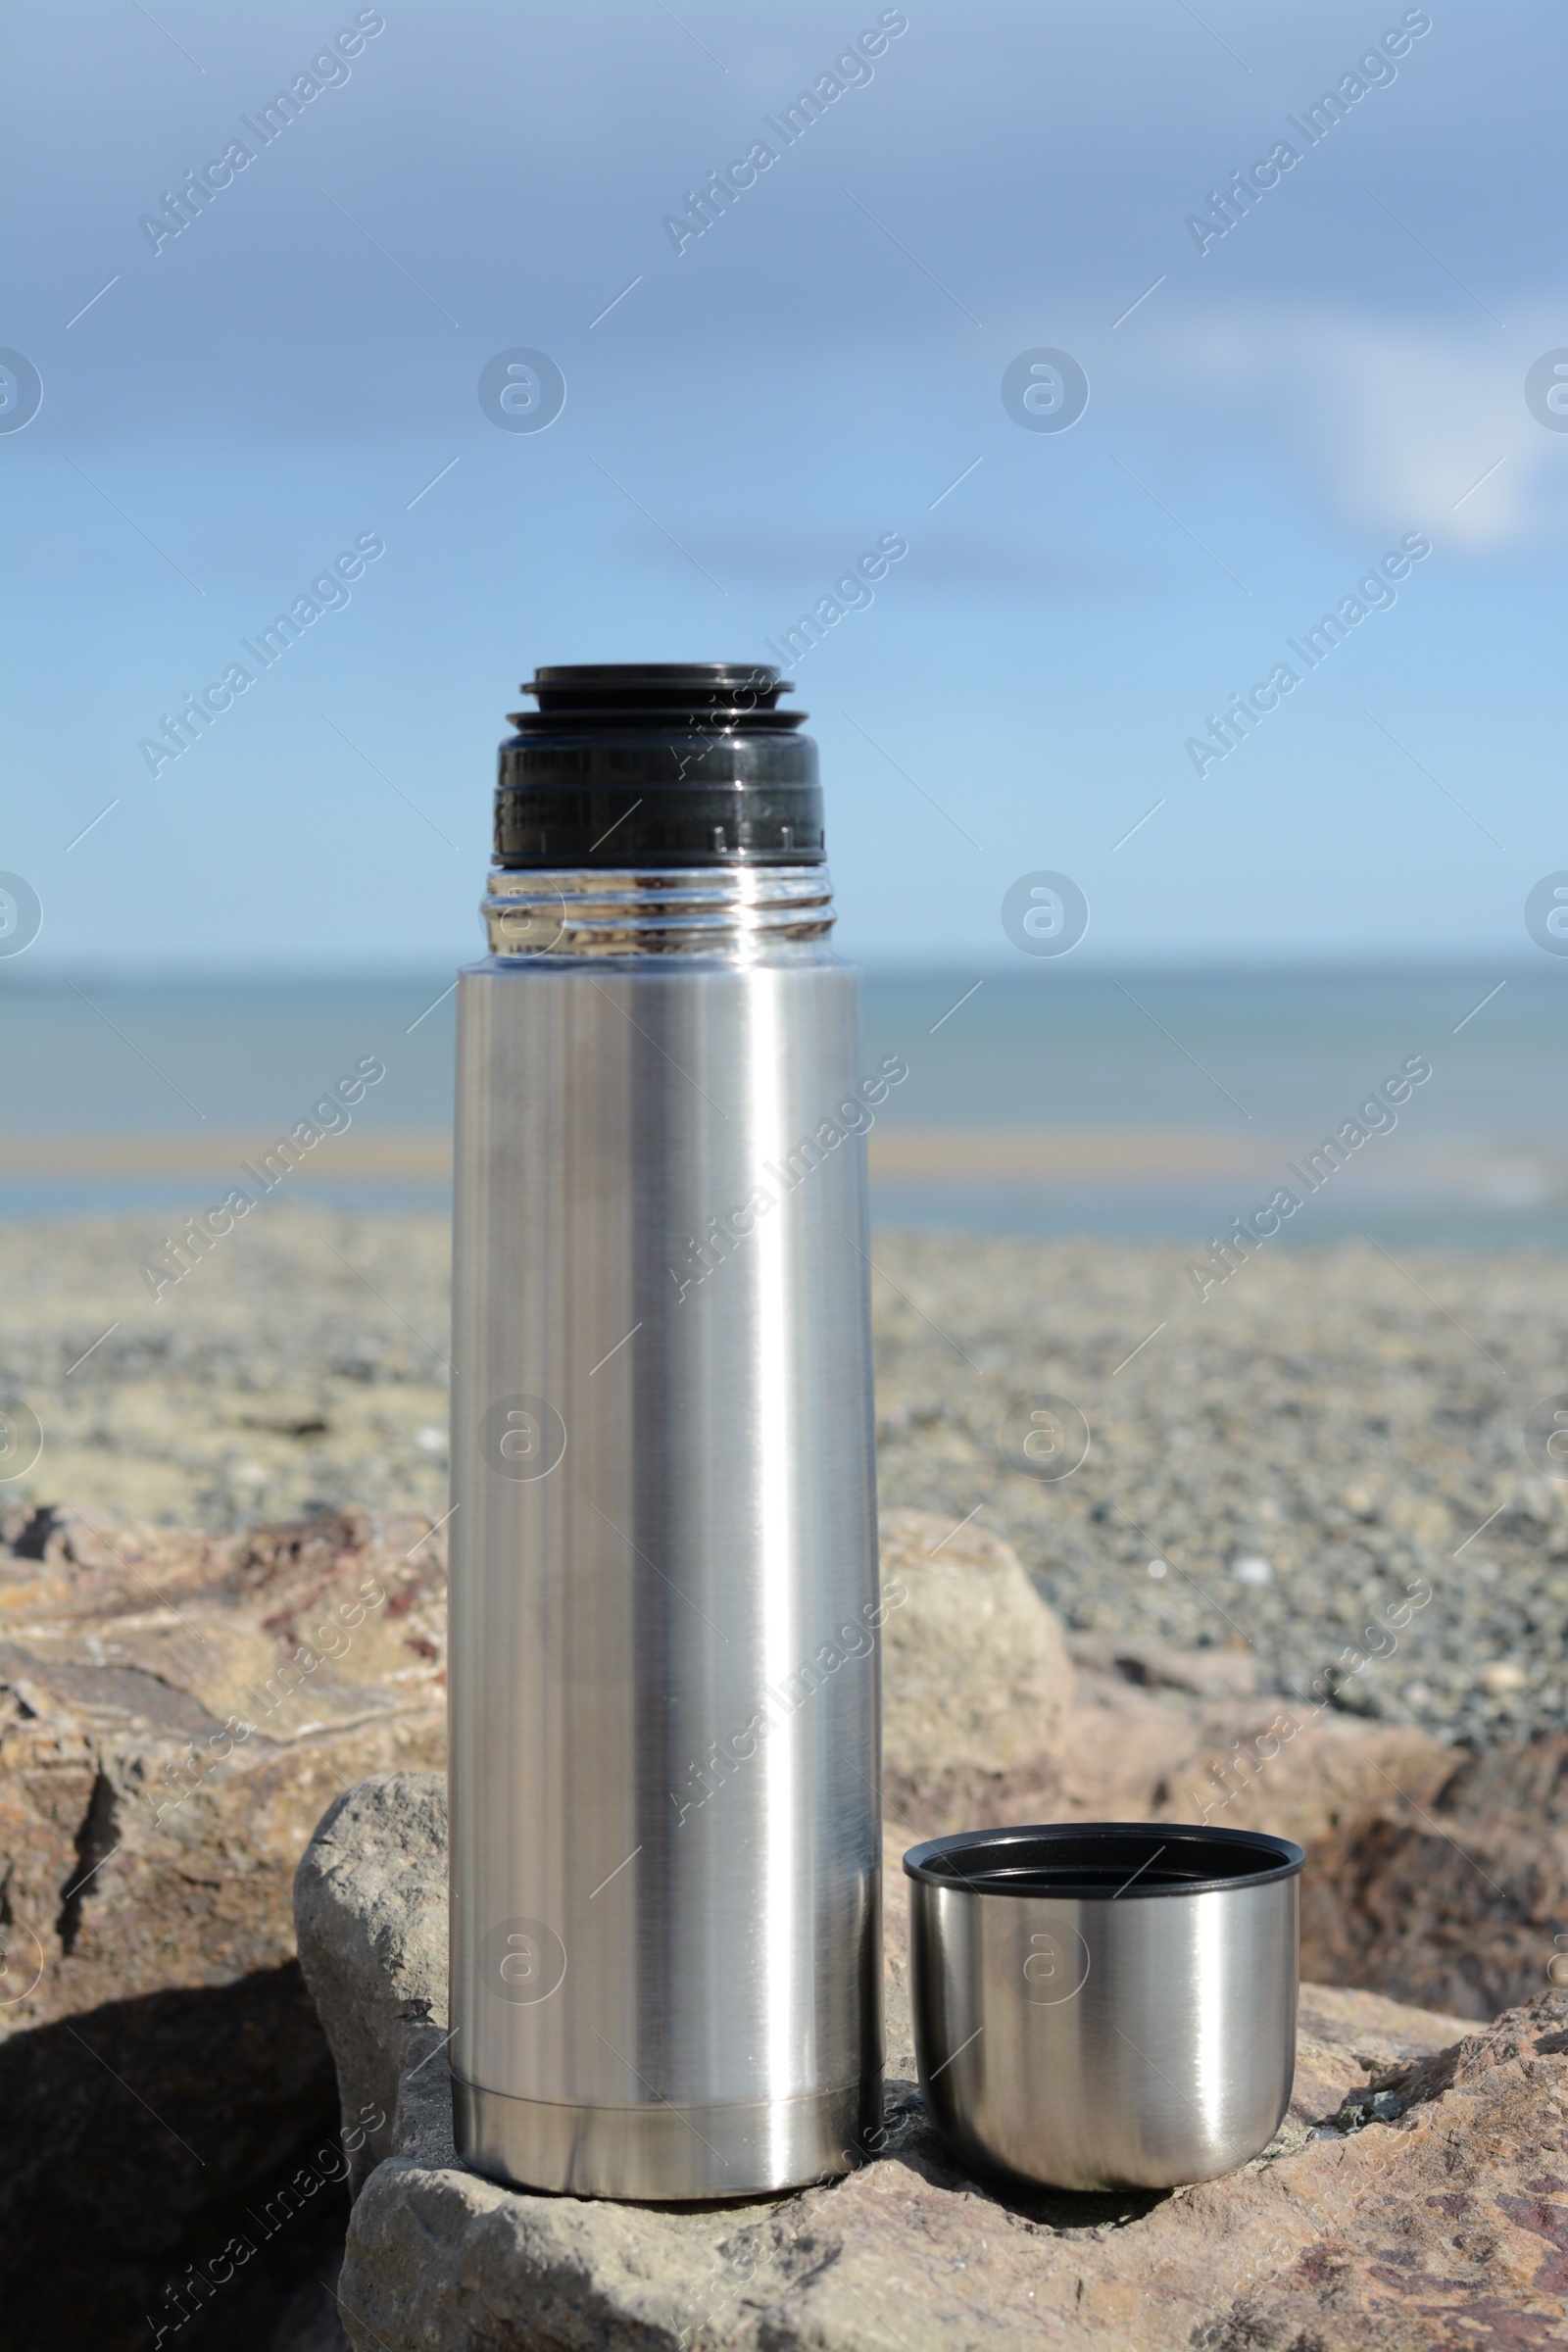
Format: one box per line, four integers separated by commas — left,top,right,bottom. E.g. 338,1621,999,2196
299,1770,1568,2352
293,1771,453,2202
878,1514,1459,1860
1335,2086,1405,2130
0,1968,352,2352
1053,1650,1454,1849
0,1503,447,2352
877,1506,1074,1831
0,1503,447,2030
1300,1733,1568,2016
6,1493,1560,2347
1288,1981,1485,2124
269,2254,354,2352
1067,1631,1260,1699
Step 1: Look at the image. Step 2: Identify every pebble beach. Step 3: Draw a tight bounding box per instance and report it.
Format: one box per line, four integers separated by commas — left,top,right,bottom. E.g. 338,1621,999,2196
4,1207,1565,1750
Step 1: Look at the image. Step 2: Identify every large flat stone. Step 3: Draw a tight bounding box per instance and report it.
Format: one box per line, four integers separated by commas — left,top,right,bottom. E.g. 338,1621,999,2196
298,1771,1568,2352
9,1498,1565,2346
0,1503,447,2352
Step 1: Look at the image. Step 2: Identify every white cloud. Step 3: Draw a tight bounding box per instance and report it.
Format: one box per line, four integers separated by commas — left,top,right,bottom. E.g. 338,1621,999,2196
1136,302,1568,548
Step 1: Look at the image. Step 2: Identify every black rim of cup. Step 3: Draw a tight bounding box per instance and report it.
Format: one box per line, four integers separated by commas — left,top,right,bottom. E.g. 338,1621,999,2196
903,1822,1305,1900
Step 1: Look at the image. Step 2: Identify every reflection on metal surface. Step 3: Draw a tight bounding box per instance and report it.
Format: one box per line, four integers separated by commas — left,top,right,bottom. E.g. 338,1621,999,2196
482,864,834,957
906,1825,1301,2192
449,874,884,2199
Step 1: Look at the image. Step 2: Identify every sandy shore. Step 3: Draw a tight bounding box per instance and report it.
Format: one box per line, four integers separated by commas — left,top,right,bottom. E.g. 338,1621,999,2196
4,1125,1565,1200
3,1208,1564,1750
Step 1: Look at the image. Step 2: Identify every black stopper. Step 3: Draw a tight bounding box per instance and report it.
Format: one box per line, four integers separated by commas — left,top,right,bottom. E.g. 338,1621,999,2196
495,663,823,867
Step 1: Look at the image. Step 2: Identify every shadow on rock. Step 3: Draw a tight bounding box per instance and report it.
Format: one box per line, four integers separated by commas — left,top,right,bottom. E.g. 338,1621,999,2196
0,1962,348,2352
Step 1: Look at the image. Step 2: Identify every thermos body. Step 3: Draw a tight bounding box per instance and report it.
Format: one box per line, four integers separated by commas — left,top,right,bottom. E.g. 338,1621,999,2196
448,666,884,2202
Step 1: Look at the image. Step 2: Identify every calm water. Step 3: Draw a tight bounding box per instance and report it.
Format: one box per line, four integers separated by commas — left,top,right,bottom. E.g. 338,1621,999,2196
3,967,1563,1244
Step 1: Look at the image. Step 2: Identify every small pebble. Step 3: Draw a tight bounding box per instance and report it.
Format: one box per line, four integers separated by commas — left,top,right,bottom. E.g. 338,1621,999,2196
1481,1660,1528,1694
1336,2088,1404,2131
1232,1554,1274,1587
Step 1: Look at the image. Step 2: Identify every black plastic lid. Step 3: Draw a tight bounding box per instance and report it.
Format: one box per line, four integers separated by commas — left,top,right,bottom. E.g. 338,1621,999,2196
495,663,823,867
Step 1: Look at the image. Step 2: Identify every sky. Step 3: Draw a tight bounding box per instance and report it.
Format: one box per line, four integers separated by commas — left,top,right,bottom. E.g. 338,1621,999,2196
2,0,1565,973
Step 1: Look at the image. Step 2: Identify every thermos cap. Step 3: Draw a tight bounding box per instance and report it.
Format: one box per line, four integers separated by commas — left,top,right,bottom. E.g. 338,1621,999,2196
496,662,823,869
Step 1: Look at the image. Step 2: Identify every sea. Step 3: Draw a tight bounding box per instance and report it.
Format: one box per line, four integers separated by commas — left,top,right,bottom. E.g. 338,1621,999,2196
3,968,1564,1247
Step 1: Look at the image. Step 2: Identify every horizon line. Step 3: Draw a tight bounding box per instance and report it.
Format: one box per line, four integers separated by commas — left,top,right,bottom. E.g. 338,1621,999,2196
1,956,1558,989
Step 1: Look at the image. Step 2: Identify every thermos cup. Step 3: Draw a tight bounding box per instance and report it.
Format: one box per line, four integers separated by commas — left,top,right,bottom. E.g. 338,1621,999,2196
448,664,885,2200
906,1825,1303,2191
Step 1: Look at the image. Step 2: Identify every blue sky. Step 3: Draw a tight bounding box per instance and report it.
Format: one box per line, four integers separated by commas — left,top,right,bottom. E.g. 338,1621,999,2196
3,0,1565,971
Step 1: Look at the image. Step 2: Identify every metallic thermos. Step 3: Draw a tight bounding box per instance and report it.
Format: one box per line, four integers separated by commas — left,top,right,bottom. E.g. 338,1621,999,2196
448,664,885,2201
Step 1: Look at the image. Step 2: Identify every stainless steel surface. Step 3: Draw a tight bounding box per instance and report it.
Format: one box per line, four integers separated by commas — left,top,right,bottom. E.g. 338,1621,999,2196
455,2076,881,2203
449,870,885,2200
906,1825,1301,2192
482,863,835,956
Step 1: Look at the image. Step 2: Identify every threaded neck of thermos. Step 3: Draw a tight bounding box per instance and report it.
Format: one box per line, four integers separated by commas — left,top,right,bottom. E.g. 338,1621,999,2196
481,864,834,957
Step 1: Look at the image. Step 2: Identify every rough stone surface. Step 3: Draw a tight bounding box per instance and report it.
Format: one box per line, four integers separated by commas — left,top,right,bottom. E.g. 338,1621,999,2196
299,1771,1568,2352
7,1497,1556,2340
1047,1651,1568,2017
8,1214,1568,2346
878,1514,1459,1860
0,1503,446,2352
1302,1733,1568,2017
1066,1629,1260,1700
878,1505,1074,1827
0,1503,446,2030
7,1492,1567,2346
293,1770,452,2202
1051,1651,1455,1851
878,1520,1464,1869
